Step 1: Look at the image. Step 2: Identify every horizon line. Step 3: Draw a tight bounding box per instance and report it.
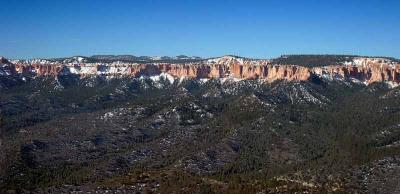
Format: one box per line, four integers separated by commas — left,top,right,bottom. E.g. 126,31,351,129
4,53,400,61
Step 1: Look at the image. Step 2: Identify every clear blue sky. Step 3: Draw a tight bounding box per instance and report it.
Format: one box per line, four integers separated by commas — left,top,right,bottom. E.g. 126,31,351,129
1,0,399,59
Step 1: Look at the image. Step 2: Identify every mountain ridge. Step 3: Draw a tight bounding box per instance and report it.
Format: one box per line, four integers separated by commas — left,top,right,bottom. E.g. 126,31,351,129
1,55,399,86
5,54,400,63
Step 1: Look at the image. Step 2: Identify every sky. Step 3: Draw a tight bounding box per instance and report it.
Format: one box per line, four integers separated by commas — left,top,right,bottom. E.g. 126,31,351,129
0,0,399,59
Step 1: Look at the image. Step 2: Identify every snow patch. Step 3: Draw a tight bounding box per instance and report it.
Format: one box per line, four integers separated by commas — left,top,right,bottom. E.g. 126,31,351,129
149,72,175,84
385,81,399,89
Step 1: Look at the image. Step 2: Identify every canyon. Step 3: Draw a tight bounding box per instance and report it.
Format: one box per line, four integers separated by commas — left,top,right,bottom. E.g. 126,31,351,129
1,56,400,84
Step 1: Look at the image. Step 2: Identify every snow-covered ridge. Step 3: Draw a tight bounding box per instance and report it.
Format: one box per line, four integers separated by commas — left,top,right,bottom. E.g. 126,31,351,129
9,55,399,67
206,55,270,66
11,55,203,66
346,57,398,67
11,55,267,66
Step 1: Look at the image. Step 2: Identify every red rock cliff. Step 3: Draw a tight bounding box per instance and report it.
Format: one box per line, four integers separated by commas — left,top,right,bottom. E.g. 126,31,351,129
6,57,400,84
313,62,400,84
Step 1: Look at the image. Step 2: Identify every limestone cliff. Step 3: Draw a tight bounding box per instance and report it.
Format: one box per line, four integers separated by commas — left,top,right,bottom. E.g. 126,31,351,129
4,56,400,84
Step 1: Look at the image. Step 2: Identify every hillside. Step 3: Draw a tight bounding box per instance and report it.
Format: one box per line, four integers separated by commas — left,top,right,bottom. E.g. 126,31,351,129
0,54,400,193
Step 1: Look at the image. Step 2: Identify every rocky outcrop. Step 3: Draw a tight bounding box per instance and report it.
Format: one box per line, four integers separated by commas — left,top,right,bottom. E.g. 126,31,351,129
313,61,400,84
0,57,9,64
0,57,17,76
3,56,400,84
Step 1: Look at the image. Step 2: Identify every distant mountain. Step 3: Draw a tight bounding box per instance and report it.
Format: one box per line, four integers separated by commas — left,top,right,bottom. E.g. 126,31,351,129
69,55,203,63
11,54,400,66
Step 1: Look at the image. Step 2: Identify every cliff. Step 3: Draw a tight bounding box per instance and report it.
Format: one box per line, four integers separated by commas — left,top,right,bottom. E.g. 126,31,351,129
4,56,400,84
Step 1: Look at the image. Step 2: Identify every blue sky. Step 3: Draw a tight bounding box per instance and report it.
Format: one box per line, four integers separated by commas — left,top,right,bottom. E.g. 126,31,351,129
1,0,399,59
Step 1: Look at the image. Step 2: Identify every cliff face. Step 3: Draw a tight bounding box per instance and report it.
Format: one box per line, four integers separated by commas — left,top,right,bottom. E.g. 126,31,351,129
313,62,400,84
5,56,400,84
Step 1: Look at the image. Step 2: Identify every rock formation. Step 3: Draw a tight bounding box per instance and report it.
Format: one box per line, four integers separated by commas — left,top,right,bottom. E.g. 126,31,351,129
2,56,399,84
313,60,400,84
